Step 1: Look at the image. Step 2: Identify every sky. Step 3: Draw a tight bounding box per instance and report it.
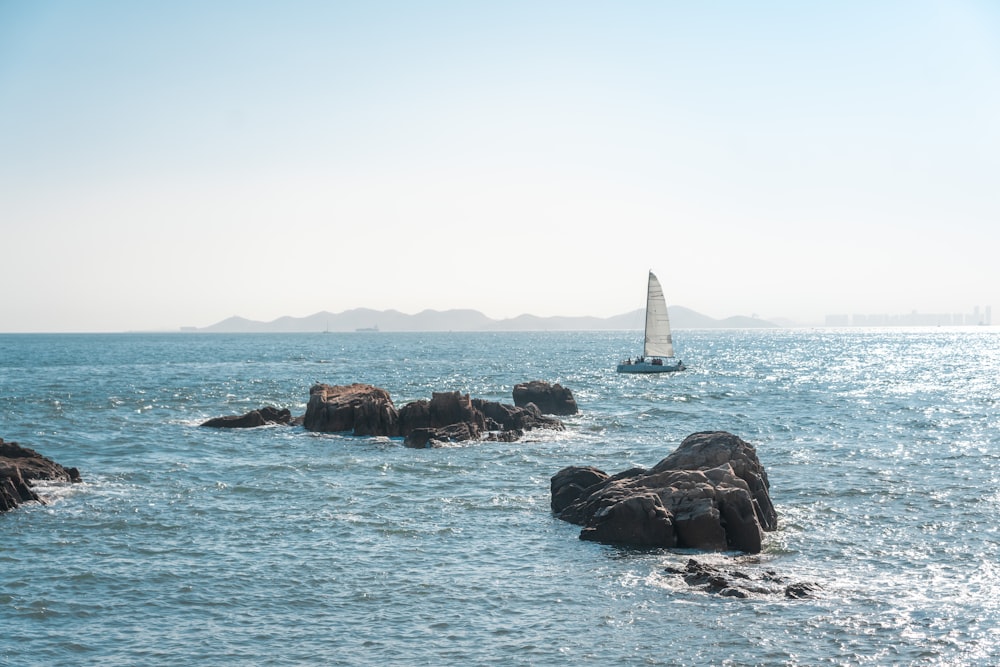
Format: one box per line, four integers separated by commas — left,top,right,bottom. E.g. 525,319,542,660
1,1,998,332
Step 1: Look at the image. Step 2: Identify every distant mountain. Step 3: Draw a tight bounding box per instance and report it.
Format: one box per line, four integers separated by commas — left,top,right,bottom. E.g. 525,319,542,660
191,307,779,332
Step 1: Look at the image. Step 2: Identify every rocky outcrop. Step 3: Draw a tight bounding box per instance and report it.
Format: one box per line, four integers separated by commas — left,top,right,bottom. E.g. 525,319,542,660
551,431,775,554
513,381,578,415
302,383,564,446
1,438,81,513
201,406,292,428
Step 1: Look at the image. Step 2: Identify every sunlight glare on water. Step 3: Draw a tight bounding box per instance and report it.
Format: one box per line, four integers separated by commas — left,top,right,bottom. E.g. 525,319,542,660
1,328,999,666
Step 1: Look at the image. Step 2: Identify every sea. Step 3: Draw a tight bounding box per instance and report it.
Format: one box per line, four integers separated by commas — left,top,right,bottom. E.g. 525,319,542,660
1,328,998,666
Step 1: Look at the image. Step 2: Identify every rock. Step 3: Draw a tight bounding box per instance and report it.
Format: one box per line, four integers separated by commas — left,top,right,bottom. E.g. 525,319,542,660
580,492,677,547
201,406,292,428
550,466,609,514
303,384,399,435
0,468,38,512
672,493,728,551
404,422,479,448
0,438,81,513
483,429,523,443
551,431,775,553
427,392,486,431
513,381,578,415
784,582,822,599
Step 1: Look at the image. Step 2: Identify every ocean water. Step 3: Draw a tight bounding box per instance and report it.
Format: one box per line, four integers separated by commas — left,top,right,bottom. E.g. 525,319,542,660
2,328,999,666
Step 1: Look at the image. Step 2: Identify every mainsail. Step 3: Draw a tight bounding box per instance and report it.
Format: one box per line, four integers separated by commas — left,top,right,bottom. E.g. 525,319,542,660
643,271,675,358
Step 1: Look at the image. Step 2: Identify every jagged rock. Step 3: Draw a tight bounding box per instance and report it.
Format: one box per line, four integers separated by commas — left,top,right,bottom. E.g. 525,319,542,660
201,406,292,428
0,438,81,513
513,381,579,415
551,431,775,553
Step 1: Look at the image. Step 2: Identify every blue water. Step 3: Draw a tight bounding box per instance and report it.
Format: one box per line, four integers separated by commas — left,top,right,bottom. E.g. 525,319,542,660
2,329,999,666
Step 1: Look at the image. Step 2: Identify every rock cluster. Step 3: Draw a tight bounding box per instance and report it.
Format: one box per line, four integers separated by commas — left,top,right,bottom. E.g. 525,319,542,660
199,380,572,447
551,431,776,554
664,558,820,599
0,438,81,513
302,383,564,447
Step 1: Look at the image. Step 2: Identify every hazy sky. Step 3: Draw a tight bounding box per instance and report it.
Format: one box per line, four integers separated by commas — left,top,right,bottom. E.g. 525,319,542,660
2,1,998,332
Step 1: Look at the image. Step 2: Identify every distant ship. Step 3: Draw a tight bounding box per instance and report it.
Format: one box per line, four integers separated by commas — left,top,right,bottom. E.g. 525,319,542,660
355,325,379,332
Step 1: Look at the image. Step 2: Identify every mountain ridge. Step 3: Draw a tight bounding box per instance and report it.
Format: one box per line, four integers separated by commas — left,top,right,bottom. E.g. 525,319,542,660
188,307,780,332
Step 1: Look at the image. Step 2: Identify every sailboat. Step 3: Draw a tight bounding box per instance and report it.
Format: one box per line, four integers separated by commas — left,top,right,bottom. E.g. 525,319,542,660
616,271,685,374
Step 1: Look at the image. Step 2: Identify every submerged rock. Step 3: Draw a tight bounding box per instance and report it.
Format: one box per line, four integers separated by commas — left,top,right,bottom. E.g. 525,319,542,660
551,431,776,554
201,406,293,428
0,438,81,513
663,558,821,600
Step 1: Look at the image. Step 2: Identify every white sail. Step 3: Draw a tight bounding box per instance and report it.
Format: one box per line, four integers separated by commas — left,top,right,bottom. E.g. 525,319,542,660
643,271,675,358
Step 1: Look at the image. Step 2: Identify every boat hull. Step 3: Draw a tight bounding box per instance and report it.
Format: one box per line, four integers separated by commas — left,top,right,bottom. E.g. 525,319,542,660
616,359,684,374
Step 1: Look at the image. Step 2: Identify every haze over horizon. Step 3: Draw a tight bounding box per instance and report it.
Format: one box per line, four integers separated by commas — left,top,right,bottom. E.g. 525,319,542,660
3,2,998,333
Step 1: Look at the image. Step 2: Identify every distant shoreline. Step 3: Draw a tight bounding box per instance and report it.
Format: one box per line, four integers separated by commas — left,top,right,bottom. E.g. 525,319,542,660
185,306,783,333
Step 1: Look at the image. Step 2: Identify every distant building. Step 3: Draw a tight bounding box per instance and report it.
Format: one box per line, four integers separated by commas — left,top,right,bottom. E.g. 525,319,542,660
825,314,849,326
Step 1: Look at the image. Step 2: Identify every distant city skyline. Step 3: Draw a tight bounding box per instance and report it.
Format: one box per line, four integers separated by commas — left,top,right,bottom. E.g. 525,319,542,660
2,2,998,333
825,305,993,327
